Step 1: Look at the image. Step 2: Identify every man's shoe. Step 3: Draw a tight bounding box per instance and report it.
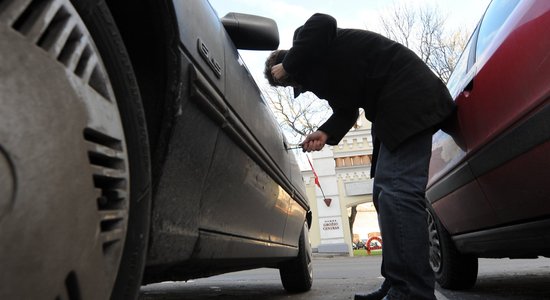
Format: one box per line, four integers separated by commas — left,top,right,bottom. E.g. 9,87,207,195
354,289,388,300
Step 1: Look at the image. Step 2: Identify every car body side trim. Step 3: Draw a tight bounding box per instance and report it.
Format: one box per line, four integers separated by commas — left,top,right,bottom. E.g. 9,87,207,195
468,103,549,177
427,103,549,203
189,66,310,211
452,218,550,257
198,228,299,249
426,161,474,204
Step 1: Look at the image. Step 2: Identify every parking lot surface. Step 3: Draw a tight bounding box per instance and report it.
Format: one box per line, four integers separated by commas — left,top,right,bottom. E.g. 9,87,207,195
140,255,550,300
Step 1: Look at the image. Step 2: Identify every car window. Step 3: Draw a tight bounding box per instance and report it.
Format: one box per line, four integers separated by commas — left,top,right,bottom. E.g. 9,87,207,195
475,0,520,61
446,31,476,98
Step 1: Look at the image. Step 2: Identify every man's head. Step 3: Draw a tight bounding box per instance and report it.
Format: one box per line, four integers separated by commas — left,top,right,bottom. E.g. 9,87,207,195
264,50,296,87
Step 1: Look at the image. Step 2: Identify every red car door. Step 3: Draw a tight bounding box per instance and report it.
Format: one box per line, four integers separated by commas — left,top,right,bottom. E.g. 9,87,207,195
456,0,550,225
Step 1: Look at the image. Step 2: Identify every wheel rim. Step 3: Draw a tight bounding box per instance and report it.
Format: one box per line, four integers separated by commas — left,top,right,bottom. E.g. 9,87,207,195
427,208,442,273
0,1,129,299
304,223,313,279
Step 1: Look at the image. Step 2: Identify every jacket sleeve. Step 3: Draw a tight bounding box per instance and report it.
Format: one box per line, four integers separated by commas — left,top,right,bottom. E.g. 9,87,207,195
282,13,337,75
318,107,359,145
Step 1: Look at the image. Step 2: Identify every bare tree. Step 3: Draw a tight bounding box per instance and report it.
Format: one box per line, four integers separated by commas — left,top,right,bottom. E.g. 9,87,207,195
380,2,469,83
380,3,416,48
349,206,358,246
262,86,331,145
430,28,469,83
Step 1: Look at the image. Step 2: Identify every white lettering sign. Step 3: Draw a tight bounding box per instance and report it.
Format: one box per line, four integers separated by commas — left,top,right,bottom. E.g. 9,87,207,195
319,217,344,239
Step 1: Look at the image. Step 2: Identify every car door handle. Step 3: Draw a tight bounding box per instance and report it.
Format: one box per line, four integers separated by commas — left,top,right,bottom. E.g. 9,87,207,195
461,78,474,98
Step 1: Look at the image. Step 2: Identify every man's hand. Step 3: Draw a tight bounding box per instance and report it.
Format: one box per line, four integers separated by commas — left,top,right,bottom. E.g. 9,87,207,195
301,130,328,152
271,63,287,82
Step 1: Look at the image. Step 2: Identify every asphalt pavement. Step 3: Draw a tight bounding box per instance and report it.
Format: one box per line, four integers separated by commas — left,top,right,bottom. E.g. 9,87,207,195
140,255,550,300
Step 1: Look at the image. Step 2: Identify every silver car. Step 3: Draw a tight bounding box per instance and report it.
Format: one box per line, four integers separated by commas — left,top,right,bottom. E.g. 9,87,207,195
0,0,312,299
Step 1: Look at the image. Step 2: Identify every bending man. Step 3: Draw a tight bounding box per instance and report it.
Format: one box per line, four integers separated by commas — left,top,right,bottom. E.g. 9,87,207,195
265,13,455,300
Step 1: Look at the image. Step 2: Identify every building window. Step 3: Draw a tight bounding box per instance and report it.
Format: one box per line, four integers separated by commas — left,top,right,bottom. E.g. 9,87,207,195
335,155,374,168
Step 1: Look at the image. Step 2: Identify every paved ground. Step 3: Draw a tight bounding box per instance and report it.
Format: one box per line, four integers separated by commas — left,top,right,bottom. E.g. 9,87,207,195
140,255,550,300
140,254,381,300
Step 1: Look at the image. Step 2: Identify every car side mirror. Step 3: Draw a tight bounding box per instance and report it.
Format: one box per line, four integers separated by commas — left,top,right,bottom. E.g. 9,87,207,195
221,13,279,50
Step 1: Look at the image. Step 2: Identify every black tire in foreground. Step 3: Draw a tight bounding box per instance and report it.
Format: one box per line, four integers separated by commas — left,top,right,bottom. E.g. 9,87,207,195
279,222,313,293
427,203,478,290
71,0,152,299
0,0,150,298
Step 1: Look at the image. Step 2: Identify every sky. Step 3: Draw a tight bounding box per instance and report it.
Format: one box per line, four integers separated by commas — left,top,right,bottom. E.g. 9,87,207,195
209,0,491,88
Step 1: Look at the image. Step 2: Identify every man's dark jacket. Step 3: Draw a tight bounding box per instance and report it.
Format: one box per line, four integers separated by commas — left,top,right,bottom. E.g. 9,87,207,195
282,13,455,153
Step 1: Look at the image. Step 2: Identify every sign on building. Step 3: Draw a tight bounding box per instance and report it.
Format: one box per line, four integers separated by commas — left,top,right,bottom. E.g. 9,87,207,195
319,216,344,239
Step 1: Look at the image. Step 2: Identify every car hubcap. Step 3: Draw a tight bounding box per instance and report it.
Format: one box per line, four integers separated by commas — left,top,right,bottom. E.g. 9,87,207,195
427,208,442,273
304,223,313,279
0,0,129,299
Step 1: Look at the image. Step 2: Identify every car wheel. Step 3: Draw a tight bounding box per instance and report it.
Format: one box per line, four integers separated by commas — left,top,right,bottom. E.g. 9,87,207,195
279,222,313,293
0,0,150,299
426,203,478,290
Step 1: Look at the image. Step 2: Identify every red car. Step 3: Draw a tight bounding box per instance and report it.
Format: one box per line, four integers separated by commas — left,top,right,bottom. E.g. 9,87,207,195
426,0,550,290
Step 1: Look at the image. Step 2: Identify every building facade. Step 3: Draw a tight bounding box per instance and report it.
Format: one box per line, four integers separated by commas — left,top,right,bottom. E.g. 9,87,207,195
302,111,380,255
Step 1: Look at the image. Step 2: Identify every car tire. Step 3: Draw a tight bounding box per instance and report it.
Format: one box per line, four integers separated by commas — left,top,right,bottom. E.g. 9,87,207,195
426,203,478,290
0,0,150,299
70,1,152,299
279,222,313,293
